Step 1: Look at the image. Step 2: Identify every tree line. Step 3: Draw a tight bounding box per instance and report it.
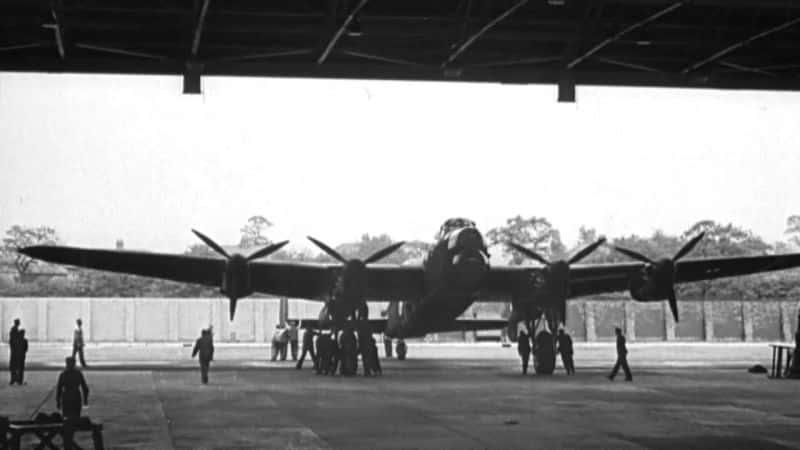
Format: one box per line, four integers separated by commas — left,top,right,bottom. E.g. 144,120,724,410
2,214,800,300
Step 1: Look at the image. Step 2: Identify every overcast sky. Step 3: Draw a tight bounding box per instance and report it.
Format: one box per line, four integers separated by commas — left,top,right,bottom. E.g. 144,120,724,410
1,72,799,255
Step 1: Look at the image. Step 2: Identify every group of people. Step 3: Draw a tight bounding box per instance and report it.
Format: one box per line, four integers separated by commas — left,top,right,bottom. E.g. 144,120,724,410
516,325,632,381
7,318,91,423
270,321,299,361
295,323,382,377
517,326,575,375
8,318,29,385
7,318,87,386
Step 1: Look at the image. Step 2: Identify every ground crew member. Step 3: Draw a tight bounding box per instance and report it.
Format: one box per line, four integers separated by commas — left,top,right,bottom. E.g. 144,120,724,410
296,324,317,370
518,328,531,375
270,324,286,361
340,326,358,376
557,329,575,375
11,329,29,385
72,318,87,368
8,318,20,385
368,335,382,376
56,356,90,420
192,328,214,384
383,335,392,358
329,333,341,375
316,333,331,375
608,327,632,381
287,321,299,361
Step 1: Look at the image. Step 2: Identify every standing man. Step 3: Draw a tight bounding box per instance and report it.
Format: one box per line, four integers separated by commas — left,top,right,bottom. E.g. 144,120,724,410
72,319,87,368
270,324,285,362
557,329,575,375
12,329,29,385
287,321,299,361
517,322,531,375
191,328,214,384
8,318,20,384
56,356,90,420
608,327,632,381
296,324,317,370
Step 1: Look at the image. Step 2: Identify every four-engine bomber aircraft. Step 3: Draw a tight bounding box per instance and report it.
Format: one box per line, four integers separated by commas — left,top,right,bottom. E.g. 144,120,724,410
20,217,800,374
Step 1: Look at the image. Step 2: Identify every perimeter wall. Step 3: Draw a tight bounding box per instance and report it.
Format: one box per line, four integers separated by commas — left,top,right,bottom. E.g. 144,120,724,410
0,298,797,343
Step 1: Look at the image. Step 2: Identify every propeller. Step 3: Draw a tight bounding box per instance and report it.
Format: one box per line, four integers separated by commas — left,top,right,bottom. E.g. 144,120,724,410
307,236,405,323
506,237,607,323
612,232,705,323
192,229,289,262
192,229,289,320
307,236,405,266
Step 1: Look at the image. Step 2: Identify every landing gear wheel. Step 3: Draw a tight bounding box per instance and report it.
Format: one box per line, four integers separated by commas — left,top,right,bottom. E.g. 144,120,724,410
396,339,407,361
533,331,556,375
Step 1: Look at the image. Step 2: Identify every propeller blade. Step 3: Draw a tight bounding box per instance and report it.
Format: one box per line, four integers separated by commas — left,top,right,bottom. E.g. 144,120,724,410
506,242,550,265
191,229,230,259
246,240,290,261
674,232,705,261
307,236,348,264
567,237,607,265
559,300,567,326
612,246,653,264
229,298,238,321
667,288,679,323
364,241,406,264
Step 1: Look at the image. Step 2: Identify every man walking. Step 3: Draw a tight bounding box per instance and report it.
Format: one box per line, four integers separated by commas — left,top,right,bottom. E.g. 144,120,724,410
608,327,632,381
72,319,87,368
56,356,90,420
192,328,214,384
557,329,575,375
296,324,317,370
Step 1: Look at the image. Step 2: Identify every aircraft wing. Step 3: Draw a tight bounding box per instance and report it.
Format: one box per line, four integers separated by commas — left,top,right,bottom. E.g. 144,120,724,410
20,245,227,287
484,253,800,301
19,246,425,302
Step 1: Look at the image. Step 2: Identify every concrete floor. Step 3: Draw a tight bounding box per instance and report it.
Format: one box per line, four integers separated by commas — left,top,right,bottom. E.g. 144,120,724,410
1,344,800,449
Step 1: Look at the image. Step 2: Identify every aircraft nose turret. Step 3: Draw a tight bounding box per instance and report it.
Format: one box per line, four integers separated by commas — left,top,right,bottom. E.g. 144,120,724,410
449,228,489,289
448,227,484,252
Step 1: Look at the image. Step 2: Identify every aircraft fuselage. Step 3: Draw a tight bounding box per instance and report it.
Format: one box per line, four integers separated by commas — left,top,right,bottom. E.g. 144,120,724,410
385,225,489,338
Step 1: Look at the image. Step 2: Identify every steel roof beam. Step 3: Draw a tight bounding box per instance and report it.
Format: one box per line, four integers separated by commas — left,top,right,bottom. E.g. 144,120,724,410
682,16,800,74
567,1,685,69
318,0,369,65
191,0,211,57
442,0,527,67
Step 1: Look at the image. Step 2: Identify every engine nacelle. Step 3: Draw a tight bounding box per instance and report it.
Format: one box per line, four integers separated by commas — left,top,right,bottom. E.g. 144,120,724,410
221,255,254,320
628,258,675,302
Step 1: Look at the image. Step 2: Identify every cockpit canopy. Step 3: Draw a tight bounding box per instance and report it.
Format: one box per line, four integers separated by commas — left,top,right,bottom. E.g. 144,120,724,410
436,218,476,240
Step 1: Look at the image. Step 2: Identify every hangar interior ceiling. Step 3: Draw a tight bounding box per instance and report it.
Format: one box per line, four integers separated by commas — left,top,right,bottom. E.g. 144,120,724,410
2,0,800,92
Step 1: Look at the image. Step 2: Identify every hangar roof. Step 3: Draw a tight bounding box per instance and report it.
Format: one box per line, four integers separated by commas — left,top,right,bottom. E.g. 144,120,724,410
3,0,800,91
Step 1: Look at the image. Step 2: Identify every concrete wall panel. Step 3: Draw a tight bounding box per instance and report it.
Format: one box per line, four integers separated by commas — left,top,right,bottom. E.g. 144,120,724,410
0,297,797,343
634,302,665,341
178,299,212,341
91,299,127,342
565,301,586,341
228,300,256,342
713,302,743,341
751,301,781,341
134,299,171,342
594,302,625,341
2,298,39,342
674,302,704,340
